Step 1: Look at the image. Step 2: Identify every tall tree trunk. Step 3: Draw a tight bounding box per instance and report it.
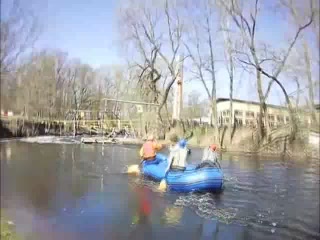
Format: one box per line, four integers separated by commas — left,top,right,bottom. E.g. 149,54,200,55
229,62,233,142
207,17,219,143
256,69,267,143
303,41,317,122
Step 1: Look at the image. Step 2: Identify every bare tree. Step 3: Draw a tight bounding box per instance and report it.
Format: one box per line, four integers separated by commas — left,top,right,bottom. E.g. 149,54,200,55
219,5,236,142
218,0,315,143
284,0,319,123
53,51,69,118
0,0,40,74
119,0,162,104
186,90,202,119
0,0,41,112
183,0,220,140
118,0,186,127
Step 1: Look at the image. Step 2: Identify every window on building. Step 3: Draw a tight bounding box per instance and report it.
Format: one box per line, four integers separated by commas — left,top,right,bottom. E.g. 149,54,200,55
285,116,289,122
225,118,230,123
245,119,250,125
234,110,243,116
235,118,243,125
277,115,284,122
257,112,265,118
246,111,255,118
268,114,275,121
226,110,230,116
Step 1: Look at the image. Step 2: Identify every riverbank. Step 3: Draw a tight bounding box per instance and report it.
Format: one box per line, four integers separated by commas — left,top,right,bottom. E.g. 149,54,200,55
8,134,317,160
0,118,106,138
1,119,319,160
1,216,20,240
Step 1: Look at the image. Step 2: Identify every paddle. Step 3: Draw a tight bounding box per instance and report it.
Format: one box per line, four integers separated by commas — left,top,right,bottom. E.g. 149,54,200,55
127,144,145,175
158,170,170,192
127,157,146,175
127,164,141,175
158,150,176,192
184,131,193,141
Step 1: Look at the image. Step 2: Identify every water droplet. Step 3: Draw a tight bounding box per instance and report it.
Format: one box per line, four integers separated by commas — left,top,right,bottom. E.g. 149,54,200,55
272,222,277,227
271,228,275,233
63,208,67,211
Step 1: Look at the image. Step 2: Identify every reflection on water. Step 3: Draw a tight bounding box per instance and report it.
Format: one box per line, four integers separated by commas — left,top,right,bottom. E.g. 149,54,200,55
0,140,319,240
163,206,183,225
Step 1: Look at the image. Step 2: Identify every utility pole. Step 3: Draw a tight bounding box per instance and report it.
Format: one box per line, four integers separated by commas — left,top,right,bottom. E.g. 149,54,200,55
172,55,184,122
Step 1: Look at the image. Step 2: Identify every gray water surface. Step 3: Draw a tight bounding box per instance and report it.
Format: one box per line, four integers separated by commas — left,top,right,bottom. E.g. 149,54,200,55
1,140,319,240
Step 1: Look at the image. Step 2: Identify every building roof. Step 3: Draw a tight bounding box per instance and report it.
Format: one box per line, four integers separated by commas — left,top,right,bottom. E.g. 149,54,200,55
216,98,288,110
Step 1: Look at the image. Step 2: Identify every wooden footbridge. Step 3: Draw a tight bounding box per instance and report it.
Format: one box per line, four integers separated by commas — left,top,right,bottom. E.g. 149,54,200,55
0,98,160,140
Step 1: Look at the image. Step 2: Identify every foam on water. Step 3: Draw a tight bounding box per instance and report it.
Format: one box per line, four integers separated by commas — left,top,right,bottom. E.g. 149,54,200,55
20,136,80,144
174,193,238,224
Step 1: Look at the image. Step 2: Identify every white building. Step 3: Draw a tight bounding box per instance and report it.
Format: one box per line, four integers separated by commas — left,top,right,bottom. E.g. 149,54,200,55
212,98,312,127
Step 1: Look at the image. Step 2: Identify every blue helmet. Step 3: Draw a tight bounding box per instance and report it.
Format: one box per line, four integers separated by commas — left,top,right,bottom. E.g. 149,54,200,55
178,139,187,148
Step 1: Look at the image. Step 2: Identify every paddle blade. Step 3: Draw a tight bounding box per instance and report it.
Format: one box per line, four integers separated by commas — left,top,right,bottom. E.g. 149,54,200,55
127,164,140,175
158,179,167,191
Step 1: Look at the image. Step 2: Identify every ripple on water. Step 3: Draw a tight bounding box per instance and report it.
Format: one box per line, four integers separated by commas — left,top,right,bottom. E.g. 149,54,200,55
2,142,319,240
174,193,239,224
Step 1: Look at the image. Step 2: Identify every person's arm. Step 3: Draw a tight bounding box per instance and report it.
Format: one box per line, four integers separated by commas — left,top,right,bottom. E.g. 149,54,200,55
153,142,163,151
201,148,207,161
165,154,173,175
165,145,178,174
139,147,144,158
213,152,219,162
213,152,221,168
184,131,193,141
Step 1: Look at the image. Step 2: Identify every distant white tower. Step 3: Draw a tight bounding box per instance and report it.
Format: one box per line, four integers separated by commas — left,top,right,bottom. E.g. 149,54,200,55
172,55,184,121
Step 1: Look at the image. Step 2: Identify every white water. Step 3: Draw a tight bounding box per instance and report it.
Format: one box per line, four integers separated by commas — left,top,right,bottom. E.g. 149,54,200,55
19,136,81,144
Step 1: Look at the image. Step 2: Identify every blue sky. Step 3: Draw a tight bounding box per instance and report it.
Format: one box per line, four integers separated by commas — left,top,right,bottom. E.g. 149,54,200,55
2,0,317,106
36,0,122,67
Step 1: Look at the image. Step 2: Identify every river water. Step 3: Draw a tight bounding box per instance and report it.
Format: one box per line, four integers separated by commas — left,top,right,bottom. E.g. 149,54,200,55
1,138,319,240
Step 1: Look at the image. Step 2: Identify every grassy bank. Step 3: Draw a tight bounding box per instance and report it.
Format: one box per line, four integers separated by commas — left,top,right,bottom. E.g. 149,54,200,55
162,125,320,160
2,120,319,159
1,216,20,240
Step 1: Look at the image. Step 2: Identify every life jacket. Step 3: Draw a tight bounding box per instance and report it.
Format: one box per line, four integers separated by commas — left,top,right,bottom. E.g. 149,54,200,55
169,144,187,168
142,141,156,160
202,147,218,162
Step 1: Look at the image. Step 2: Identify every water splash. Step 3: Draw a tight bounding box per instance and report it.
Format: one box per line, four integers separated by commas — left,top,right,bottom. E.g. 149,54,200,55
20,136,81,144
174,193,238,224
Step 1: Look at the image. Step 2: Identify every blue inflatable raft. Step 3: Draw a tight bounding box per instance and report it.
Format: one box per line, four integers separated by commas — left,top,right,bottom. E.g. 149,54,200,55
141,153,224,192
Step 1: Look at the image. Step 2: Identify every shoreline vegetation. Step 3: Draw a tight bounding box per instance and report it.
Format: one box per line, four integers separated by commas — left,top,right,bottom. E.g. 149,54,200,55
1,119,319,160
1,0,319,163
1,215,20,240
